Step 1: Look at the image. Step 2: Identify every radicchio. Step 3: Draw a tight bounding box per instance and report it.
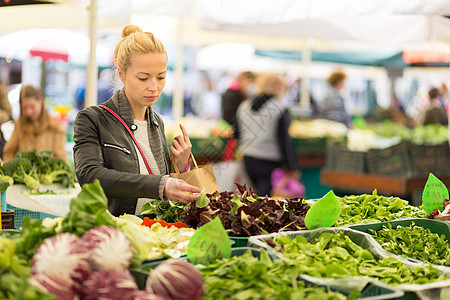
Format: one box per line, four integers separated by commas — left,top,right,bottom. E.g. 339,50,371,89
28,273,80,300
146,259,204,300
81,269,138,300
82,225,132,271
32,233,90,283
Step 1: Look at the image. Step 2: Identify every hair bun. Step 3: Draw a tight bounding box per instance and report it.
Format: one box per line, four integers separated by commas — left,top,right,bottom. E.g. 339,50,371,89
121,25,143,38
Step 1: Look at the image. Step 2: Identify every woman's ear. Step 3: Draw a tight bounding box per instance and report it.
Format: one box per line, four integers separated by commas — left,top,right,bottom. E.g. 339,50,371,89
118,68,125,83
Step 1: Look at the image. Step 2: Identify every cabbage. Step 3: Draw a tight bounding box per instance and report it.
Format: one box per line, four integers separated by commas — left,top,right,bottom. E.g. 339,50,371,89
31,233,90,283
118,214,145,225
146,259,204,300
82,225,132,271
81,269,138,300
132,290,168,300
28,273,79,300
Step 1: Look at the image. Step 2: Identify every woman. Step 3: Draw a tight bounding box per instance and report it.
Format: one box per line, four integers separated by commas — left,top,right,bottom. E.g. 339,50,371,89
3,85,67,162
421,87,448,125
0,79,13,159
73,25,200,216
319,70,351,127
236,73,299,197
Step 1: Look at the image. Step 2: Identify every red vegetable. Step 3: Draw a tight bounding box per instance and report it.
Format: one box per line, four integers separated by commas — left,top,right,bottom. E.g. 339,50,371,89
132,290,168,300
81,269,138,300
82,225,132,271
28,273,79,300
32,233,90,283
146,259,204,300
141,217,186,229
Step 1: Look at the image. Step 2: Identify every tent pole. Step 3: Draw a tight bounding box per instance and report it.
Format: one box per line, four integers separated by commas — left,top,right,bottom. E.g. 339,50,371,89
300,39,312,110
85,0,98,108
172,18,184,121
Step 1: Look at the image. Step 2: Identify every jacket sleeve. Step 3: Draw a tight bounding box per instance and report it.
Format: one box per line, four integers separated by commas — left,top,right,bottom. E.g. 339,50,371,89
2,127,19,162
277,109,299,171
73,108,162,200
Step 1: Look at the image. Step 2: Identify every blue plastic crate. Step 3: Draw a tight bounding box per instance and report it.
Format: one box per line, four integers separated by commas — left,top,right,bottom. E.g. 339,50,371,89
6,204,57,229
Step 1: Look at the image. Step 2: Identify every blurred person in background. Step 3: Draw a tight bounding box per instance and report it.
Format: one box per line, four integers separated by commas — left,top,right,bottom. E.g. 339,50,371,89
73,25,201,216
236,73,299,197
221,71,256,137
3,85,67,162
319,70,351,128
0,79,13,159
421,87,448,126
438,82,449,122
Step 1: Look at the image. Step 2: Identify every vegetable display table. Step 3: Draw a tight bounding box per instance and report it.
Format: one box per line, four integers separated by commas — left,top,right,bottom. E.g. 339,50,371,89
5,183,81,217
320,168,450,203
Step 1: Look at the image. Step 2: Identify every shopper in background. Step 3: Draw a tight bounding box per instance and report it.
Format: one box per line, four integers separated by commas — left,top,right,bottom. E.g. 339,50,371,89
3,85,67,162
221,71,256,136
319,70,351,127
236,73,299,197
438,82,449,122
73,25,201,216
421,87,448,126
0,80,13,159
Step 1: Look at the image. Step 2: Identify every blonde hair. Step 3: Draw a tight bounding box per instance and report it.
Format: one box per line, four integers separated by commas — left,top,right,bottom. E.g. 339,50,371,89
114,25,167,73
256,73,286,99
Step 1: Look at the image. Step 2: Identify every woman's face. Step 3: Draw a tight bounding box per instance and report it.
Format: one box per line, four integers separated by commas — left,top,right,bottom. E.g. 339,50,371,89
119,52,167,110
21,96,43,123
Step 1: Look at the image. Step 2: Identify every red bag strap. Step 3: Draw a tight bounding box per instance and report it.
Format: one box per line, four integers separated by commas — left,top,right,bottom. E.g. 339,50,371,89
99,105,152,175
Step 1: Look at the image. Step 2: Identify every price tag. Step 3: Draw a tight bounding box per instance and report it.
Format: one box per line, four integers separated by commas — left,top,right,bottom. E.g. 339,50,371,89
422,173,449,214
305,190,341,230
187,217,231,265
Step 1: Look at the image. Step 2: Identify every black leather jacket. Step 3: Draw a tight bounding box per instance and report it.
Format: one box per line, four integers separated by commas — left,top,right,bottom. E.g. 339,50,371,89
73,90,171,216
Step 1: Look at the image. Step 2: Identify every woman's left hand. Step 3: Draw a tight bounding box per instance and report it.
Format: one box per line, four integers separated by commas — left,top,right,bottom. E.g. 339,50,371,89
171,123,192,172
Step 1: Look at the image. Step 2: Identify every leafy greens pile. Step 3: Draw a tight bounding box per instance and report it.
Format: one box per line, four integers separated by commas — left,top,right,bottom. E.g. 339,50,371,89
271,232,446,285
335,190,427,227
198,249,347,300
180,183,310,237
368,222,450,266
1,149,76,191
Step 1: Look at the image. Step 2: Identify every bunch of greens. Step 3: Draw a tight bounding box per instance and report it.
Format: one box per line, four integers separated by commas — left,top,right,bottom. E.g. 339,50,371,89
272,232,446,285
141,200,187,223
180,183,310,237
335,190,428,227
1,149,76,191
0,236,54,299
198,249,348,300
60,179,116,237
368,222,450,266
366,120,412,141
411,124,448,146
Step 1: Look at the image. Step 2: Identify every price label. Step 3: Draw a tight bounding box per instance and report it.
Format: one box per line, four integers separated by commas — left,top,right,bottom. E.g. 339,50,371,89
422,173,449,214
187,217,231,265
305,190,341,230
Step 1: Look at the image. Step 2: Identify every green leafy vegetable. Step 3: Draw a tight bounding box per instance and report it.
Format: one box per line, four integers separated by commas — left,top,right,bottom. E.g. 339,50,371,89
141,200,187,223
60,179,116,237
272,231,447,286
195,189,209,208
369,222,450,266
335,190,428,226
198,249,347,300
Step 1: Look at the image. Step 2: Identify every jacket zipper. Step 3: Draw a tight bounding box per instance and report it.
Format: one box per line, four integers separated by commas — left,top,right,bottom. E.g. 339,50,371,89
104,143,131,155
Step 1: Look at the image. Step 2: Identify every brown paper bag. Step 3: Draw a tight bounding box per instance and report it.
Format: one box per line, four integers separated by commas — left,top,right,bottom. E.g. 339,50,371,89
170,153,219,194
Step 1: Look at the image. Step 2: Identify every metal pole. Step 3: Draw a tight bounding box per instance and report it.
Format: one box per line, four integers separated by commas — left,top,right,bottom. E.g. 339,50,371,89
85,0,98,108
172,18,184,121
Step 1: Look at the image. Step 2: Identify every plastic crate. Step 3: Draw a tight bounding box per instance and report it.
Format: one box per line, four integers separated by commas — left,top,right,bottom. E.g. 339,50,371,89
1,209,15,229
326,145,367,173
366,142,413,177
0,229,20,238
229,236,248,247
409,142,450,178
6,204,57,229
292,137,327,154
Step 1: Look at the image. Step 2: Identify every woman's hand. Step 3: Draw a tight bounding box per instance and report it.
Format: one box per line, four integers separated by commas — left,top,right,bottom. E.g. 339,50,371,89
164,177,201,204
171,124,191,172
